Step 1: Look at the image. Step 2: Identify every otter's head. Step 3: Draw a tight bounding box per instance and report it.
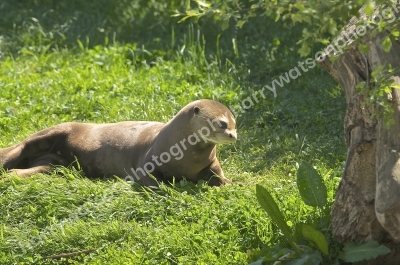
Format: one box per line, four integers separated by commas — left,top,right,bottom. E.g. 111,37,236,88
190,99,237,145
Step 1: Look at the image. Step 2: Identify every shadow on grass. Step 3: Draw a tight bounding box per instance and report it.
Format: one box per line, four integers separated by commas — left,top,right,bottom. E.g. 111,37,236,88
0,0,188,56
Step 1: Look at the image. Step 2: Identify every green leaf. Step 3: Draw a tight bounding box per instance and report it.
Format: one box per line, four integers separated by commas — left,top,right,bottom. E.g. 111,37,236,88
381,36,392,53
318,39,330,45
291,14,303,23
357,44,369,53
196,1,211,8
256,184,301,255
365,1,375,16
328,19,337,36
302,15,311,24
293,3,304,11
186,10,199,17
171,12,183,17
222,18,230,30
236,20,246,28
274,11,281,22
272,37,280,46
383,85,391,94
300,224,329,255
296,161,327,208
340,240,391,262
298,43,311,57
378,21,387,32
248,11,256,18
178,16,192,23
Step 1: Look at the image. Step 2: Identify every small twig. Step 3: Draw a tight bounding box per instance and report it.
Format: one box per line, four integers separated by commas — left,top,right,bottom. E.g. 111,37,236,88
43,248,96,259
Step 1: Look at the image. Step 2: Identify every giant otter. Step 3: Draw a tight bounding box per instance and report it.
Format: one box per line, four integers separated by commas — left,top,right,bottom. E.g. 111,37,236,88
0,99,237,186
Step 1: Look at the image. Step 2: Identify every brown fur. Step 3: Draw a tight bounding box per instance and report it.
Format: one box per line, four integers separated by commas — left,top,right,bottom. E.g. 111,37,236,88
0,99,237,186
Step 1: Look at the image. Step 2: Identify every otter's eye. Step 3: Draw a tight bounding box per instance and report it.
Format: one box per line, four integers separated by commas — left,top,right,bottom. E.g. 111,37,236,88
219,121,228,129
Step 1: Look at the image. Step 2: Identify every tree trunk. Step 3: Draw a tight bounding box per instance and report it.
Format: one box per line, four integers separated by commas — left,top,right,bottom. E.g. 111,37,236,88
318,4,400,263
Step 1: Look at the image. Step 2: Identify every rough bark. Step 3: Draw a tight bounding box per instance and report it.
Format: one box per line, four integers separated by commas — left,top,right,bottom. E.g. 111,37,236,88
318,3,400,263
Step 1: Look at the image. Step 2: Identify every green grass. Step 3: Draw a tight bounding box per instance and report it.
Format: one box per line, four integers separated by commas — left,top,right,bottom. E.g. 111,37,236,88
0,1,346,264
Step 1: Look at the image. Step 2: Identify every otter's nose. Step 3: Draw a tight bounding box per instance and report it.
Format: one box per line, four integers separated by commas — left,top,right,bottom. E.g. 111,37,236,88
229,131,237,141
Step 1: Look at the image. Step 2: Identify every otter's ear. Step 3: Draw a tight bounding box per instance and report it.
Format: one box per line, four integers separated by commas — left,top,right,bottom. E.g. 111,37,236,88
194,106,200,114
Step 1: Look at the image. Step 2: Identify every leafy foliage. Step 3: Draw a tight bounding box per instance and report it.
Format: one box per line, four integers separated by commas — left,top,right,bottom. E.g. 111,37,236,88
356,64,400,128
300,224,329,256
256,185,301,255
297,161,327,208
174,0,371,56
340,240,391,262
254,162,389,264
175,0,400,133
